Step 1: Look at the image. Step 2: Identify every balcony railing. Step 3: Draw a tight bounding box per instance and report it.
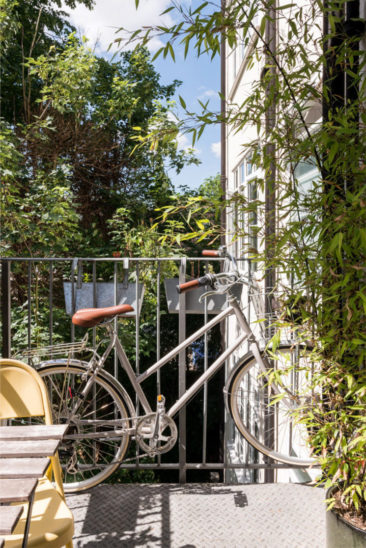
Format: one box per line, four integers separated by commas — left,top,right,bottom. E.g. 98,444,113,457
1,256,303,483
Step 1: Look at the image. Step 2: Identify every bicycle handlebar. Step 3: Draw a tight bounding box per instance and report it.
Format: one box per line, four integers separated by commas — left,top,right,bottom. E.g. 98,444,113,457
203,246,239,274
202,250,220,257
176,247,242,294
176,274,215,294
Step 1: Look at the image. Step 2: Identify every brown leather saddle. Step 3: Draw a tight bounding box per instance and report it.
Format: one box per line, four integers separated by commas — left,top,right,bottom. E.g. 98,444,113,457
72,304,134,328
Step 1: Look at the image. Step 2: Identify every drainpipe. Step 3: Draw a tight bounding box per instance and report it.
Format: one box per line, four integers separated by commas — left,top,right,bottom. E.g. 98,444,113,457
220,0,228,482
264,0,277,484
220,0,227,244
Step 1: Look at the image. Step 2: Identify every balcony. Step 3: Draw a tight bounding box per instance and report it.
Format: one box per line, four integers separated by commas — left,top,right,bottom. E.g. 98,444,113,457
1,255,315,485
0,255,327,545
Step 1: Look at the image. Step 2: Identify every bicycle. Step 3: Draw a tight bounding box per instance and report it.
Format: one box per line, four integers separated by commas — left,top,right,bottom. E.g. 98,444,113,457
21,247,317,493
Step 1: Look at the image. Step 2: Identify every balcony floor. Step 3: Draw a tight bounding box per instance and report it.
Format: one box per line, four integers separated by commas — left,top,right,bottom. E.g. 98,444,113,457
67,482,325,547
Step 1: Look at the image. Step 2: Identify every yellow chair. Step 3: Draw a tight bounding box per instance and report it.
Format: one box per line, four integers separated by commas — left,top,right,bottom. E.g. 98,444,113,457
0,358,74,548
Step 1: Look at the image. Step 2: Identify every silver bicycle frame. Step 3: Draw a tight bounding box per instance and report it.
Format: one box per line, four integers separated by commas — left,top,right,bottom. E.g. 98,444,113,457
100,287,271,420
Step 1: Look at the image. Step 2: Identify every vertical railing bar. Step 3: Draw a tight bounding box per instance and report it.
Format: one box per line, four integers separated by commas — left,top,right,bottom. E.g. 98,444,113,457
156,260,161,466
27,262,32,350
290,268,295,457
178,257,187,483
246,259,253,478
222,255,231,482
223,291,229,482
156,260,161,394
135,261,140,464
135,262,140,378
49,261,53,349
92,260,97,463
114,261,118,380
92,261,97,349
1,260,11,358
71,260,76,344
247,259,251,353
202,259,208,465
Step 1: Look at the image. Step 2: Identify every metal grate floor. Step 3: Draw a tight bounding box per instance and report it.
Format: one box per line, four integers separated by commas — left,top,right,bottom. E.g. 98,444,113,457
67,482,326,547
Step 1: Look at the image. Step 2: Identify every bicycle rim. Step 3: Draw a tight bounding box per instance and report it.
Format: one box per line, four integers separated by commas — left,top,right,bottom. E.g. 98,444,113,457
228,345,317,466
38,364,130,492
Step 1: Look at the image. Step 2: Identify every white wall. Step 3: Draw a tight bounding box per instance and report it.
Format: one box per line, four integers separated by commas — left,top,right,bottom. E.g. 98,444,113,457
224,1,321,484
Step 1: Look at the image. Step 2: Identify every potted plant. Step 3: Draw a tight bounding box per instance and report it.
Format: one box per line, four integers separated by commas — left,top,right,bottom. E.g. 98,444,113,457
295,351,366,546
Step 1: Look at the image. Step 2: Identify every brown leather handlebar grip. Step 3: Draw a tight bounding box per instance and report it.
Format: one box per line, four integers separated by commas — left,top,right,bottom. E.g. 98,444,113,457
202,250,219,257
177,279,201,294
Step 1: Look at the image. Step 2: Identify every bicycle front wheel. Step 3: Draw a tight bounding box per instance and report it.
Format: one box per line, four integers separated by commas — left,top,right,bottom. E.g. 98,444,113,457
38,363,131,492
228,345,317,466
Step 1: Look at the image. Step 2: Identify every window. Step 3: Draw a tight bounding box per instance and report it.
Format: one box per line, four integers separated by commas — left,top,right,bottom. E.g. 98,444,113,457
248,178,258,266
233,29,248,79
247,157,253,176
231,151,261,266
233,47,237,78
292,158,319,223
240,160,245,185
294,159,318,196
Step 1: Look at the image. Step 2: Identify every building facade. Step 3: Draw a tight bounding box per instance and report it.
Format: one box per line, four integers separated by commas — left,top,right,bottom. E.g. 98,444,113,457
223,1,322,483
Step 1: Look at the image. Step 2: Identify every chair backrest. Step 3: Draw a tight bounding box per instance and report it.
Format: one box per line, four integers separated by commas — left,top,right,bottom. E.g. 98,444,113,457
0,358,64,497
0,358,52,422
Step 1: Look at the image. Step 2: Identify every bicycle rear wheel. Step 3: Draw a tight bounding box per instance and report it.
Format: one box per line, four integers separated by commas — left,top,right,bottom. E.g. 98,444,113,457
227,345,317,466
38,363,131,492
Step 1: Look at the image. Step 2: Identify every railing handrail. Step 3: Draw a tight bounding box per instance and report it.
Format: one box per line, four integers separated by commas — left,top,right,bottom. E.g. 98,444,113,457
1,256,238,262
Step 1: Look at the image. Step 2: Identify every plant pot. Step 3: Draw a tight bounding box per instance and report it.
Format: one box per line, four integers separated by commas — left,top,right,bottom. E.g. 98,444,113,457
326,486,366,547
164,278,242,314
63,282,144,318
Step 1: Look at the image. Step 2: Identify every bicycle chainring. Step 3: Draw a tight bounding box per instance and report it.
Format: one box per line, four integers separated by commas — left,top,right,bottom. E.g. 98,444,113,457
136,413,178,455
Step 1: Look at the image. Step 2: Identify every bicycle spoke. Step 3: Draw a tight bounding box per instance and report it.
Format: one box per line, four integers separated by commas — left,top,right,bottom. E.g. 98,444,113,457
38,364,131,492
229,345,316,465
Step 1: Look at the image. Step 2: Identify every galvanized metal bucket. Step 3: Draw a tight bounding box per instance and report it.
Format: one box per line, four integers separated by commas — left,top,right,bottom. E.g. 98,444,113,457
164,278,229,314
63,282,144,318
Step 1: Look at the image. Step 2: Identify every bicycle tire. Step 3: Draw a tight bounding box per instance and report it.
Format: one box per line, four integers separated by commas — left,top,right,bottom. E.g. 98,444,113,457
227,345,317,466
37,362,132,492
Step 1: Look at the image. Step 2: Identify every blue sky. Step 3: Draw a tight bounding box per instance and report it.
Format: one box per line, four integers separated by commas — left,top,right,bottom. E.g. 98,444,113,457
63,0,221,191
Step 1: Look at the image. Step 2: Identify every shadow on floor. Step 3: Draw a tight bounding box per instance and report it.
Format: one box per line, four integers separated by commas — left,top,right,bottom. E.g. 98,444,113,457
67,482,326,548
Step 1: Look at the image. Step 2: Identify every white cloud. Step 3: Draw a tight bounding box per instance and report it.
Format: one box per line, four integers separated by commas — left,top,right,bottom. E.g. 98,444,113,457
211,141,221,158
176,132,200,155
198,89,218,100
167,111,178,122
177,132,189,149
62,0,174,54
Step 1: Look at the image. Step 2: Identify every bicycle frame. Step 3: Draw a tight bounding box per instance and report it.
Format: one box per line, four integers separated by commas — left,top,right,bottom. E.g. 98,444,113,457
84,288,272,423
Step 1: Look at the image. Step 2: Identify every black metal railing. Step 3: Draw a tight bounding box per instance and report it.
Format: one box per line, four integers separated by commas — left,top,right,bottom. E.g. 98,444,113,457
1,256,304,483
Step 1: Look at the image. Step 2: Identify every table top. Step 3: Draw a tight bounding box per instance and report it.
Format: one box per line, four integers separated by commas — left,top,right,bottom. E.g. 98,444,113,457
0,439,59,458
0,506,23,535
0,457,50,479
0,424,68,440
0,478,38,504
0,423,66,545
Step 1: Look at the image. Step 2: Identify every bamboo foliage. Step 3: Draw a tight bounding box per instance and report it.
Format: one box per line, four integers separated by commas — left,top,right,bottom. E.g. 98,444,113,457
120,0,366,519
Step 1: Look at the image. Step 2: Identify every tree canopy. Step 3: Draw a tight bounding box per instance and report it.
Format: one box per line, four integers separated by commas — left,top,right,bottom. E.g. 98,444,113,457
0,0,199,258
